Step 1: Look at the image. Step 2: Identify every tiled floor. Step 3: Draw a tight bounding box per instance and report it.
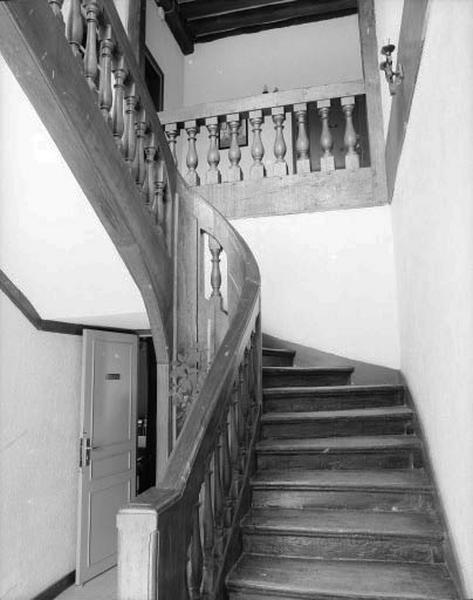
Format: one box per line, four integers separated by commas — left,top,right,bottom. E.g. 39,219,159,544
56,568,116,600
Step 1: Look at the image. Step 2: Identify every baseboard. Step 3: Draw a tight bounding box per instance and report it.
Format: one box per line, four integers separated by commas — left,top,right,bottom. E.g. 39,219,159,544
401,376,468,600
32,571,75,600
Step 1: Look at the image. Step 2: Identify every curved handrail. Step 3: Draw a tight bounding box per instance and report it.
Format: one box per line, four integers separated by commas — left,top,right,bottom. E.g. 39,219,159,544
1,2,262,598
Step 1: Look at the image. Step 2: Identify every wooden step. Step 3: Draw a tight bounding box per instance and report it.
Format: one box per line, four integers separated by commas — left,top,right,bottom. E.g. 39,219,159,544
262,347,296,367
227,554,458,600
241,508,444,563
261,406,414,439
263,366,353,388
263,384,405,412
251,469,434,511
256,435,423,470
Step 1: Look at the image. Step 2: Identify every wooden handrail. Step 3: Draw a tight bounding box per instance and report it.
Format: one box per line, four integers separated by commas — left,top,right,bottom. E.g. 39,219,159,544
0,2,262,599
159,79,365,125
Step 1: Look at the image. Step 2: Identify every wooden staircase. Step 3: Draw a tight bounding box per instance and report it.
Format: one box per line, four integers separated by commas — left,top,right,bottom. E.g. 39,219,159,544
226,347,459,599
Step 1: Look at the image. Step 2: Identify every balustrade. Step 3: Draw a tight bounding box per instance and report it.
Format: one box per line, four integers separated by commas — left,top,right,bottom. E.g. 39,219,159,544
159,82,368,187
47,0,174,251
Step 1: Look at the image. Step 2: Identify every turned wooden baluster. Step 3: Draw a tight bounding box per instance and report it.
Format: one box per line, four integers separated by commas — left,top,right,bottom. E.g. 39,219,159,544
205,117,221,184
213,440,224,564
99,25,113,123
221,413,232,529
66,0,83,58
201,465,214,600
123,83,137,170
229,381,241,503
188,502,203,600
317,99,335,172
133,108,147,186
165,123,179,166
242,348,252,446
48,0,64,21
341,96,360,170
209,236,223,304
237,363,247,481
249,110,266,180
185,120,200,186
143,131,157,211
271,107,288,176
294,103,310,174
155,157,166,230
226,114,242,182
83,1,100,92
111,56,127,154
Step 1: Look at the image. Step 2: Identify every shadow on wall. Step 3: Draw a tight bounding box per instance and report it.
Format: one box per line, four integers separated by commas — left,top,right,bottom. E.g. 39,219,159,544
263,333,402,385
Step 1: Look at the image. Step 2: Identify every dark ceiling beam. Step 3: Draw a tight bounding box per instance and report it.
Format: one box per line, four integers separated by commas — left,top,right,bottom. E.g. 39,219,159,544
179,0,298,21
154,0,194,55
189,0,357,40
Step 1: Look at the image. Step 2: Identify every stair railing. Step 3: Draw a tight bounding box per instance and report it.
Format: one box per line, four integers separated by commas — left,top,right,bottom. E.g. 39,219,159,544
0,1,262,599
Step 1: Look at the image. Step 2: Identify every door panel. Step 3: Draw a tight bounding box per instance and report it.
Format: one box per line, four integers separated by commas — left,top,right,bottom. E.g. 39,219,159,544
76,329,138,585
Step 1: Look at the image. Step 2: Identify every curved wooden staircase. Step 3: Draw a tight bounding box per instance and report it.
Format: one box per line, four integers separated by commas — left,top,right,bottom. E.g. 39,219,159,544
0,3,462,598
226,347,459,600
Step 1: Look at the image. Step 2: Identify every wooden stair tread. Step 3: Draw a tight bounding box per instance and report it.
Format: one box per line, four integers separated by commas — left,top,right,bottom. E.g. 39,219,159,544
261,406,413,423
251,469,431,491
227,554,457,599
263,347,296,357
263,366,354,376
257,435,422,453
242,508,442,540
263,384,404,397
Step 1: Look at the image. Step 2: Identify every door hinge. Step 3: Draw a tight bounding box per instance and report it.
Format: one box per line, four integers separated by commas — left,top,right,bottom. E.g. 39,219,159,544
79,436,84,468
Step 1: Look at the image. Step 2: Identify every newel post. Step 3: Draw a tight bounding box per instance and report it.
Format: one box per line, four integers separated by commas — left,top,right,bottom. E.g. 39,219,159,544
117,505,158,600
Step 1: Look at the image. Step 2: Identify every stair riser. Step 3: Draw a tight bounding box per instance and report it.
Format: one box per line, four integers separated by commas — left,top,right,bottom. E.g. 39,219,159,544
257,449,423,471
251,489,434,512
263,373,352,388
229,591,310,600
242,532,443,564
263,393,404,413
229,591,305,600
261,418,412,439
263,355,295,367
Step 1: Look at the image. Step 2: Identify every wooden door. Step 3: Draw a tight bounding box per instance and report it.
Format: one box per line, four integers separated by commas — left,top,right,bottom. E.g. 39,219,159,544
76,329,138,585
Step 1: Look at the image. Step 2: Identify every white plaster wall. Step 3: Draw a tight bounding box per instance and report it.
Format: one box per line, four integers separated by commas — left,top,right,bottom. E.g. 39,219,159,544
0,55,149,329
374,0,404,136
390,0,473,593
146,0,185,109
184,16,362,105
0,291,82,599
234,206,400,369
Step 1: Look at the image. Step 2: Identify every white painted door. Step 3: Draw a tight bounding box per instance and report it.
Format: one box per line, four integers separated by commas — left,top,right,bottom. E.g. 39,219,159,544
76,329,138,585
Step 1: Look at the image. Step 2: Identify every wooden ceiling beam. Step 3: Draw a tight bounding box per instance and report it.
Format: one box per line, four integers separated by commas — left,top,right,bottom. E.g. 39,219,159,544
154,0,194,54
179,0,299,21
189,0,357,39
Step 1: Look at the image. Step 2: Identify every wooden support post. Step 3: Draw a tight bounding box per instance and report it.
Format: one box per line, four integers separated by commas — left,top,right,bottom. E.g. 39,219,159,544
358,0,388,201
